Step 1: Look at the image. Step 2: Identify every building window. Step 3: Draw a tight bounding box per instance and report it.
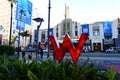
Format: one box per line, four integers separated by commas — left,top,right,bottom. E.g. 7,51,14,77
41,34,45,38
56,33,58,37
118,24,120,28
56,26,58,31
104,36,112,39
63,23,65,30
67,32,70,36
118,28,120,34
75,31,78,36
13,30,15,34
93,29,100,36
75,26,77,29
67,23,70,30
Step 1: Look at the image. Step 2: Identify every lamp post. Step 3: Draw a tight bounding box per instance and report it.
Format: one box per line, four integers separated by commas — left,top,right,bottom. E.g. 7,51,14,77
47,0,51,58
9,3,13,46
33,17,44,63
17,10,24,56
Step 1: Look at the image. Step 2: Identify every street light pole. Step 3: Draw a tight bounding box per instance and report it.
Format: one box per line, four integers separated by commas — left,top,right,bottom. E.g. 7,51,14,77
47,0,51,58
33,17,44,63
17,10,24,56
9,3,13,46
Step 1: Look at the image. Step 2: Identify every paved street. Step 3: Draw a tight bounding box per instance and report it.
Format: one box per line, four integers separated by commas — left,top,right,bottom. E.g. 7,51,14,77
17,52,120,73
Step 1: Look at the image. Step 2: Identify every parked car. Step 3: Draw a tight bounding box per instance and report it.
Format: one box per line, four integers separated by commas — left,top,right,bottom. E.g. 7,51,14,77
43,49,48,53
43,48,53,53
106,47,120,53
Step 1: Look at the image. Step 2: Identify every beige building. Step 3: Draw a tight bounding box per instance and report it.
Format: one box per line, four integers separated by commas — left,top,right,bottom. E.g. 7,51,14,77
39,18,120,52
0,0,12,44
0,0,41,46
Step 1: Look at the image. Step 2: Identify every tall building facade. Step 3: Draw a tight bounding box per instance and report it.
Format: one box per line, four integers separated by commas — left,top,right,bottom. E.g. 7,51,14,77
37,4,120,52
39,18,120,52
0,0,12,44
0,0,40,46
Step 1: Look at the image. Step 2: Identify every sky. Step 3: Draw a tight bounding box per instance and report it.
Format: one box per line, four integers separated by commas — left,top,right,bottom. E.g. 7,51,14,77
31,0,120,29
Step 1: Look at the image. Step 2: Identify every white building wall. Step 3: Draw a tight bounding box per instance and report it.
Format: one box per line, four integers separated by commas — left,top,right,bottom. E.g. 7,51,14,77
89,23,104,51
100,23,104,39
72,22,75,37
99,23,104,51
38,30,41,43
90,23,103,43
78,23,81,36
58,24,61,38
112,19,118,39
89,24,93,41
89,24,93,50
45,29,48,42
53,26,56,37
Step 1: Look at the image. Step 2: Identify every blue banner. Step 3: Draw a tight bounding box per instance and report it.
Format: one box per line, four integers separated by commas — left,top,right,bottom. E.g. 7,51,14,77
17,0,28,13
103,21,112,37
16,0,32,25
49,28,53,36
34,30,37,42
16,20,25,31
81,24,89,34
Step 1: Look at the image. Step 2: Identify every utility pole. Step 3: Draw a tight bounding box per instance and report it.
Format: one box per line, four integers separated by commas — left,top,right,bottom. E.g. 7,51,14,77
9,2,13,46
47,0,51,58
65,4,67,34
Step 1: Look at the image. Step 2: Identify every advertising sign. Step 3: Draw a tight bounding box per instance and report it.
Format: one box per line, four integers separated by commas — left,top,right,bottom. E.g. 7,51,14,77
103,21,112,37
81,24,89,34
16,0,32,25
34,30,37,42
16,20,25,31
49,34,88,64
49,28,53,36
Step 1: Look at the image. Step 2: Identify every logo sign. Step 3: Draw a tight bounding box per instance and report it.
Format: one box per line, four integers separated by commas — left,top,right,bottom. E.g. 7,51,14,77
103,21,112,37
82,24,89,34
49,28,53,36
49,34,88,64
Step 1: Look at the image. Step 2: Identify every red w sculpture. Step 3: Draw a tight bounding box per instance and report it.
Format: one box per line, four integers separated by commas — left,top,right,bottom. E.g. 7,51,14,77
49,34,88,65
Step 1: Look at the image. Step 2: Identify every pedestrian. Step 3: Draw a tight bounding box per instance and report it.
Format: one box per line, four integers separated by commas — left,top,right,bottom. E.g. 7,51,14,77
22,51,25,58
40,47,43,59
28,52,34,59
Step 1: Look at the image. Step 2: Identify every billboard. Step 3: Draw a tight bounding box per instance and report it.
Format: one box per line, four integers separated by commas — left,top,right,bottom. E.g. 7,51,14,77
103,21,112,37
34,30,37,42
81,24,89,34
16,20,25,31
16,0,32,25
49,28,53,36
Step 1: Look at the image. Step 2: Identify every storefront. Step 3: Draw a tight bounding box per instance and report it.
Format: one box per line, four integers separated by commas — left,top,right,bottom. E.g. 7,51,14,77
83,39,91,52
93,43,101,52
103,39,114,52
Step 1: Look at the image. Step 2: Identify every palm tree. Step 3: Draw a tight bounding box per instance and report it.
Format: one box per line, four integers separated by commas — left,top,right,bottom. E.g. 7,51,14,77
19,30,30,48
8,0,17,46
11,36,17,44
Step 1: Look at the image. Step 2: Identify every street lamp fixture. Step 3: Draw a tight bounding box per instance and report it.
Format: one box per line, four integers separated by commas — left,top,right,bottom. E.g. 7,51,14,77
33,17,44,63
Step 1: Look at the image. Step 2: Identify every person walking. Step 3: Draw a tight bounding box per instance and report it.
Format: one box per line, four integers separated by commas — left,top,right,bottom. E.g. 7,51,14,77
40,47,43,59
